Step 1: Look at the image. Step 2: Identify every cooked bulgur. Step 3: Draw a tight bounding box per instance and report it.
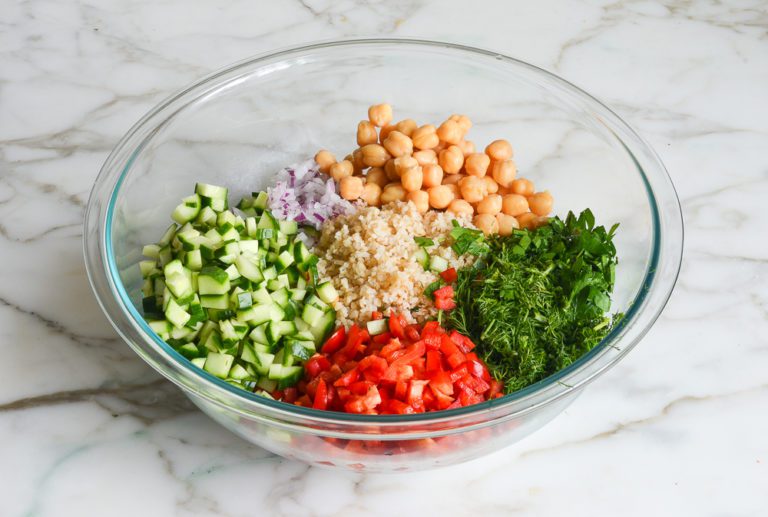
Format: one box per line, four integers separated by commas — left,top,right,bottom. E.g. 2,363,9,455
314,201,475,326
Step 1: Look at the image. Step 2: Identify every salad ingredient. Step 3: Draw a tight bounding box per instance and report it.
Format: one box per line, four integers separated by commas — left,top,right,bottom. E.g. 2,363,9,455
313,150,336,174
314,104,553,235
267,160,355,231
314,201,475,327
292,315,502,413
447,209,621,392
140,183,336,393
368,103,393,127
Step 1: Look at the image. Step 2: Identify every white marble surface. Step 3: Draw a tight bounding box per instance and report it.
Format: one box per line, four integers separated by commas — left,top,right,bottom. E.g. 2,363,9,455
2,1,767,515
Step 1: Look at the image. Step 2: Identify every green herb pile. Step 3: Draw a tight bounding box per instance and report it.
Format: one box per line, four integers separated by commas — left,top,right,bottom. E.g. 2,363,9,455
447,210,622,393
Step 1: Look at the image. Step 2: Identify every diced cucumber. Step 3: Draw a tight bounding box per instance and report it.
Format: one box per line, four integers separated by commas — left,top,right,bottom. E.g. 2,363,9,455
239,239,260,256
276,250,294,271
267,364,303,389
235,255,264,283
196,206,218,226
172,194,202,224
257,377,277,392
191,357,207,369
200,294,229,310
289,288,307,302
414,247,429,269
269,287,290,306
198,266,230,295
366,319,389,336
203,353,234,378
301,304,325,327
257,211,278,231
148,320,172,334
183,249,203,271
195,183,228,200
238,303,273,326
316,281,338,304
228,363,251,381
158,224,178,247
249,323,269,345
305,294,329,311
429,255,449,273
252,191,269,211
143,244,161,259
165,298,190,329
251,286,272,305
309,310,336,345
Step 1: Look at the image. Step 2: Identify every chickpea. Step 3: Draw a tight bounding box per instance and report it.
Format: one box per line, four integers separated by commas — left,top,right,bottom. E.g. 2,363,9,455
422,163,444,188
357,121,378,146
501,194,529,217
517,212,537,229
528,191,554,216
361,144,391,168
439,145,464,174
449,114,472,133
314,150,336,174
379,124,396,142
458,140,476,156
340,176,364,200
436,119,463,145
491,159,517,187
395,118,418,137
329,160,353,181
385,159,399,181
351,148,365,173
459,175,485,203
433,141,448,154
445,183,460,199
473,214,499,235
464,153,491,177
368,103,393,127
496,213,519,236
361,182,382,206
382,130,413,158
394,155,419,177
413,149,437,166
483,176,499,194
497,185,511,196
380,183,407,204
401,166,424,192
447,199,474,216
485,139,514,161
477,194,502,215
511,178,534,196
366,167,388,188
428,185,455,209
442,173,463,185
406,190,429,213
412,124,439,150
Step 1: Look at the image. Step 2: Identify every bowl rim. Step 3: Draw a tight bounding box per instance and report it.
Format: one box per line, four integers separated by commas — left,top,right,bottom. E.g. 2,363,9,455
84,37,684,427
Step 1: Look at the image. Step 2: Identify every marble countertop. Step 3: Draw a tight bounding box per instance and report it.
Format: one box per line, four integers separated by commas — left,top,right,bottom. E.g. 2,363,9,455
2,1,767,515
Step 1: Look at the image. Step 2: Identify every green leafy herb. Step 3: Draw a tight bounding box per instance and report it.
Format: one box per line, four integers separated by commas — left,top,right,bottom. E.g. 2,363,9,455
447,209,622,393
424,279,444,298
450,220,489,256
414,236,435,247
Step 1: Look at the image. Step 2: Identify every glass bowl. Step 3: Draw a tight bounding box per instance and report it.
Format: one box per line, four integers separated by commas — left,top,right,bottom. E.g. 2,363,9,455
84,39,683,472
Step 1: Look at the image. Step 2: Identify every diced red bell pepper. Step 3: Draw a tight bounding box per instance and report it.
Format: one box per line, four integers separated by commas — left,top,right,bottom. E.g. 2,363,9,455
429,370,454,396
423,331,443,350
388,310,407,339
449,330,475,353
434,296,456,310
439,334,461,357
432,285,454,299
425,350,443,372
405,324,422,342
395,380,408,400
305,354,331,378
449,364,468,383
312,379,328,410
334,367,359,387
382,363,414,384
350,380,374,396
421,321,443,337
391,340,426,366
447,352,466,369
407,380,429,410
321,326,346,354
466,358,491,382
464,375,490,394
488,379,504,398
371,311,384,320
383,399,415,414
372,331,393,344
282,387,298,404
439,267,458,283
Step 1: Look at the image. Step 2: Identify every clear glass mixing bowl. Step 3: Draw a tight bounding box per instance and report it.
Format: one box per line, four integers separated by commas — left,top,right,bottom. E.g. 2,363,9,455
84,39,683,472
